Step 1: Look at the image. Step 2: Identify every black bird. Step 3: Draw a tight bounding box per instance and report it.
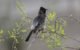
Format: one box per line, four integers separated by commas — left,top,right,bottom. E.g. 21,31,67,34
25,7,47,42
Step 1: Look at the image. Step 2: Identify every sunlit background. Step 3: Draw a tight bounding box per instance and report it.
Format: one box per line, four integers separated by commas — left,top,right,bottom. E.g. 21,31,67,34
0,0,80,50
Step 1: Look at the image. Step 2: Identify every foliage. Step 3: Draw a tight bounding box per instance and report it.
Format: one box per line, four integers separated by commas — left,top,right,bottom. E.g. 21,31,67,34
0,0,66,50
0,29,4,42
0,1,28,50
39,12,66,49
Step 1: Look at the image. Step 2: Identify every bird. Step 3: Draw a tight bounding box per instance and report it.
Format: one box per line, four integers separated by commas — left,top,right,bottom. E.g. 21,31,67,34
25,7,47,42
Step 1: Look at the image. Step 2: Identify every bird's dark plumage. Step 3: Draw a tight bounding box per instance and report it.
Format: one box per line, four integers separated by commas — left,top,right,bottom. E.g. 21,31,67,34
25,7,47,42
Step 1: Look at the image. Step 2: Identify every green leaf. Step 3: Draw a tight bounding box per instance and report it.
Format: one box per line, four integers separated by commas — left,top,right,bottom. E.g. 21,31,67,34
60,25,64,36
48,25,55,32
21,29,27,32
0,29,4,34
48,12,56,21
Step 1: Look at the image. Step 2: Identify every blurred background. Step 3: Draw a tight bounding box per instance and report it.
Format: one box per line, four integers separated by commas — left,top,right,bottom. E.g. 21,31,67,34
0,0,80,50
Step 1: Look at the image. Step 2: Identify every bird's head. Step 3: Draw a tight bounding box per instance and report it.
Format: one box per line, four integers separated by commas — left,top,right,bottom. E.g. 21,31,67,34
39,7,47,14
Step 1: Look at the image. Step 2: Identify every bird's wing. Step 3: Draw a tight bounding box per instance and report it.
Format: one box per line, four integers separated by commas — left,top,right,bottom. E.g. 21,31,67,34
31,17,39,30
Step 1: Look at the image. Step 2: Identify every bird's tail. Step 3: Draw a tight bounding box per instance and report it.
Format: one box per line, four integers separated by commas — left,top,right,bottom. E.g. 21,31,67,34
25,30,34,42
